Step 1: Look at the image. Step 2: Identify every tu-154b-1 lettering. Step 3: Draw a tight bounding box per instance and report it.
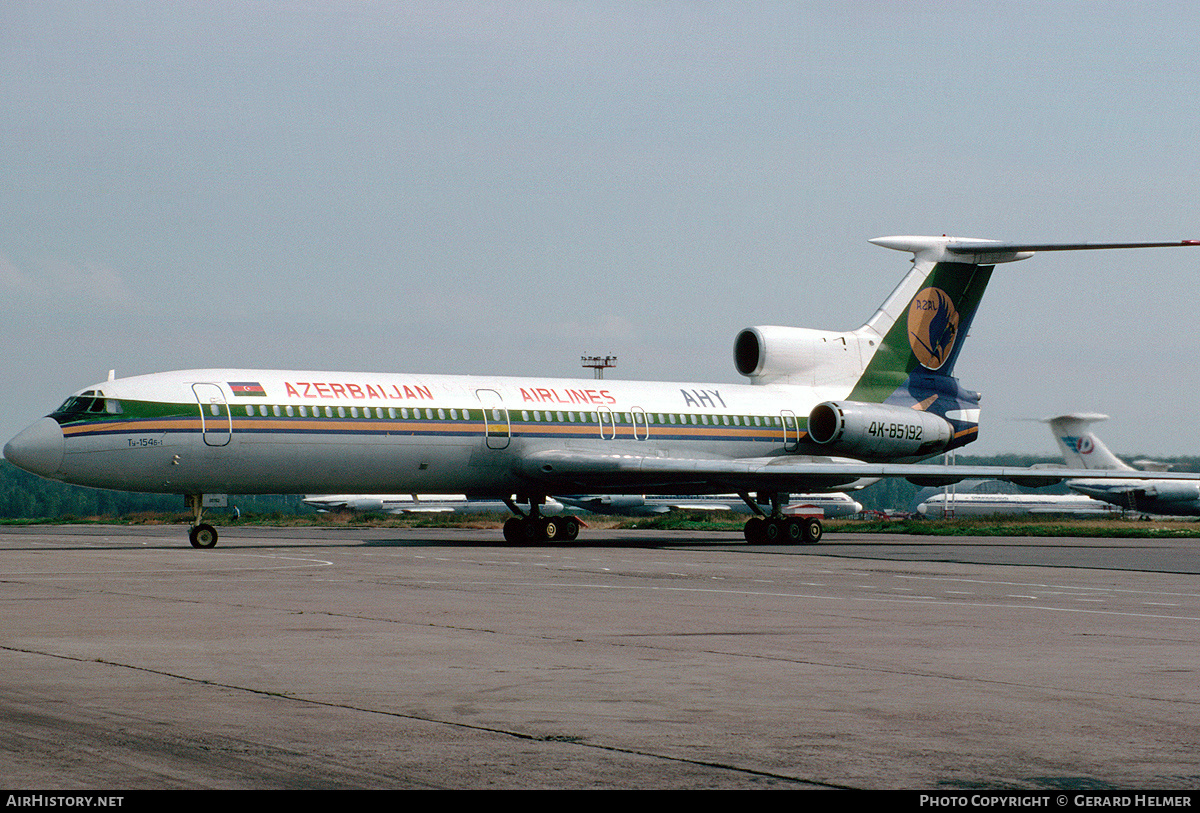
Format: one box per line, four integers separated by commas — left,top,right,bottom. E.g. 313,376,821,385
7,236,1200,548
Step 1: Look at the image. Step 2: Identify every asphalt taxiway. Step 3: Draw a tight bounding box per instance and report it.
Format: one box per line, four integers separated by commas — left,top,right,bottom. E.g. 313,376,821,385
1,524,1198,789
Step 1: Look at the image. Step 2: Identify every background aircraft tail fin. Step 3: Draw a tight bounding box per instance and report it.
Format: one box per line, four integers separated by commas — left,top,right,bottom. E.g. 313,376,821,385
1045,413,1133,471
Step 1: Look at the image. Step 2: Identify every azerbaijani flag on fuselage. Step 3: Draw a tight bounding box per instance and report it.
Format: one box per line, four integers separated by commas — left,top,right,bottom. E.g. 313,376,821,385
228,381,267,397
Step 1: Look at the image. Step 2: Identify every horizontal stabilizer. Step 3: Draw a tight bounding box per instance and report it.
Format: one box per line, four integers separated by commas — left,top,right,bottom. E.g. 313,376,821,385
948,240,1200,254
871,236,1200,265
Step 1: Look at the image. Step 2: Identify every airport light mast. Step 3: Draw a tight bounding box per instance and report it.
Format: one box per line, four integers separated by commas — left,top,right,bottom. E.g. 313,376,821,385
581,355,617,380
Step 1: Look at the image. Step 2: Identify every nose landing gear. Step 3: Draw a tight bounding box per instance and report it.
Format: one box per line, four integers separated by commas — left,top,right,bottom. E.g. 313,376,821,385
185,494,220,549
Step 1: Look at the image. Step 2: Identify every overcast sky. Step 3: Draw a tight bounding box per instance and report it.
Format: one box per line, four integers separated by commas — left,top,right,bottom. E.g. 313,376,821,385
3,1,1198,458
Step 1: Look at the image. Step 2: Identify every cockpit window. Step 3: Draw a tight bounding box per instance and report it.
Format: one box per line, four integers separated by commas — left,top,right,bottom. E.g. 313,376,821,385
51,390,121,420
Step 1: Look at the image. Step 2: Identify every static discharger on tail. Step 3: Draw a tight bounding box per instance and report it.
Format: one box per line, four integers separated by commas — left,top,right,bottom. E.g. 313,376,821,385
6,236,1200,547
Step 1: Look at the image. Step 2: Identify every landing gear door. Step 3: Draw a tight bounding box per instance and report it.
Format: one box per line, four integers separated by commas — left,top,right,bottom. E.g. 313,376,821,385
192,383,232,447
475,389,511,450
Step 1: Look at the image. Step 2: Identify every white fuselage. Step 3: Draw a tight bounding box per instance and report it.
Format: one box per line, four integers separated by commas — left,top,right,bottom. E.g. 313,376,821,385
27,368,869,498
916,492,1118,517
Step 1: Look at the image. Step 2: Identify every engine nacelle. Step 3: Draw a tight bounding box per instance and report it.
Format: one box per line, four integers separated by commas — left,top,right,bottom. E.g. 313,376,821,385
807,401,953,460
1145,481,1200,504
734,326,874,386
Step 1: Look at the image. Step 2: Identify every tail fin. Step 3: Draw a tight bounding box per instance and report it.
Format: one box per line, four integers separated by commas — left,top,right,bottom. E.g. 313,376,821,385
1045,413,1133,471
849,236,1200,405
735,236,1199,412
848,238,1003,403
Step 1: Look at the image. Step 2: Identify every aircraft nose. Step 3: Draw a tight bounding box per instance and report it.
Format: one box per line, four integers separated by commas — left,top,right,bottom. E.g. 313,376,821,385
4,418,65,479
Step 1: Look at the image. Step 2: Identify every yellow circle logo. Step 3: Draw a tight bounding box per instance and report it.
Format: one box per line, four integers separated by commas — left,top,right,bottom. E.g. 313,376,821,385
907,287,959,370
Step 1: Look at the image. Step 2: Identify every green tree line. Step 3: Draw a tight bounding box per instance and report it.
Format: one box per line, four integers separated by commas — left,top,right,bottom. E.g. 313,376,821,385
0,460,309,519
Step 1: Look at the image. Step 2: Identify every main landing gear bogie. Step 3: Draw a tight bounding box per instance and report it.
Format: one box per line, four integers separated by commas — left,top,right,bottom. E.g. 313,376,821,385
503,514,582,544
742,515,822,545
501,495,584,545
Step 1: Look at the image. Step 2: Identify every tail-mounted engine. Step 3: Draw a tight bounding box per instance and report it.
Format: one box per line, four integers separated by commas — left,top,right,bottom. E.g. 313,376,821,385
807,401,953,460
734,326,874,387
1137,482,1200,504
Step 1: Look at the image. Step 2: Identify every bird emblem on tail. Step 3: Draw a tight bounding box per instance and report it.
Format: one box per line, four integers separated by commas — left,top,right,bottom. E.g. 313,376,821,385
907,287,959,371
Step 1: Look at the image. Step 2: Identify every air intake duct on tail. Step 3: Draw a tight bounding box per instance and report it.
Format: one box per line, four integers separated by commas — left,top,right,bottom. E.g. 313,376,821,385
807,401,953,460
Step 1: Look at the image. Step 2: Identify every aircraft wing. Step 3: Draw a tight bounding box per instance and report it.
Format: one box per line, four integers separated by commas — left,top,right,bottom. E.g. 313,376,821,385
517,450,1200,493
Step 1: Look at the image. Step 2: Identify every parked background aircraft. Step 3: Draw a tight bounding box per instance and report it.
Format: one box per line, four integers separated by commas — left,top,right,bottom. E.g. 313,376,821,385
303,494,565,515
1048,413,1200,516
915,490,1116,518
305,492,860,518
556,493,862,518
7,237,1200,548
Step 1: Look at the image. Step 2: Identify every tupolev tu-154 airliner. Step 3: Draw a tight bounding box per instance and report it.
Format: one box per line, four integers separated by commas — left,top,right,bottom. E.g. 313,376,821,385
1048,412,1200,516
7,235,1200,548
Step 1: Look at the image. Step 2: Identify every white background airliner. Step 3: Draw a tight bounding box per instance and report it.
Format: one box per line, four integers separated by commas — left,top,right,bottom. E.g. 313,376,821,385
303,494,567,515
554,492,863,518
7,236,1199,548
303,492,862,518
1048,413,1200,516
916,491,1116,518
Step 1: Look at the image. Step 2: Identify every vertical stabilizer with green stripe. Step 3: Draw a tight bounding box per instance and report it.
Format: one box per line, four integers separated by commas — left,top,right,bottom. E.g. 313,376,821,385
848,258,994,405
